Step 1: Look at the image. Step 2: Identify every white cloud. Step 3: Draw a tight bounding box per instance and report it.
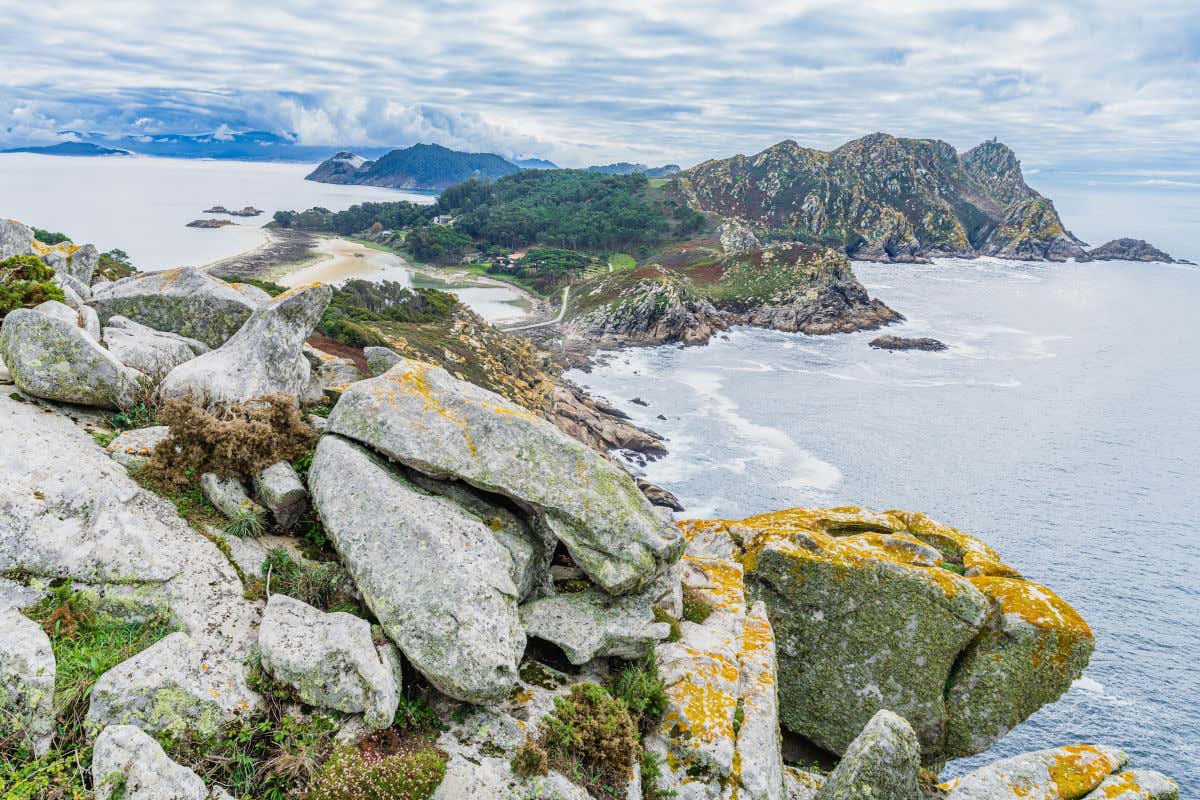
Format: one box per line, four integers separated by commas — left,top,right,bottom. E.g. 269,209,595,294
0,0,1195,175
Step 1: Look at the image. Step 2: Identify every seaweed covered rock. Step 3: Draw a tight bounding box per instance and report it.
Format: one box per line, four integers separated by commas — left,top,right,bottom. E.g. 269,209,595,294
325,357,684,594
92,723,234,800
258,593,401,730
942,744,1129,799
813,710,921,800
0,306,146,408
159,282,331,405
91,267,270,349
681,507,1092,762
0,608,55,757
308,434,525,704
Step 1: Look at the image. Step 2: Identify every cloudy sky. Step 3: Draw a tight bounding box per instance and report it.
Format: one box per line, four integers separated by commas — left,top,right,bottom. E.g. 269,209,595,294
2,1,1197,186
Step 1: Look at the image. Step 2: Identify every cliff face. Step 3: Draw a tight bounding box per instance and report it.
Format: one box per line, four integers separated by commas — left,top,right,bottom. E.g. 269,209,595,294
673,133,1087,262
560,240,899,351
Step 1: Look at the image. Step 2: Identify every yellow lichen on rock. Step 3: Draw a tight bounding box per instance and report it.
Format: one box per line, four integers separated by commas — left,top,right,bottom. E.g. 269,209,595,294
1049,745,1127,799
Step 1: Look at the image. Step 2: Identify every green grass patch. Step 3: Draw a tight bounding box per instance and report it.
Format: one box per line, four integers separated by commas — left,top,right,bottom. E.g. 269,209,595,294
607,253,636,270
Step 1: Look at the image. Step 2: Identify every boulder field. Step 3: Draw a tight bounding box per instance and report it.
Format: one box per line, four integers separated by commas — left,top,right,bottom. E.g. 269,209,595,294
0,218,1180,799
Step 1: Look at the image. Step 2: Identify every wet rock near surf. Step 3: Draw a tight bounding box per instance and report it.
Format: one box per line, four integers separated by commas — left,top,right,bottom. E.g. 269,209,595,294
870,334,948,351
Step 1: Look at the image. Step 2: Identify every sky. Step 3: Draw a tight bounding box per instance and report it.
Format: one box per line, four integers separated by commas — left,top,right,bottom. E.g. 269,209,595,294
1,0,1198,251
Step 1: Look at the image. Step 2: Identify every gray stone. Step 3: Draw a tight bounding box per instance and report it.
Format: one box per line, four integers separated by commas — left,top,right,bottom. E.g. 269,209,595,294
92,723,229,800
944,745,1129,800
103,315,207,376
363,345,402,376
0,218,35,258
201,473,266,523
80,304,102,340
159,283,331,405
0,307,146,409
519,587,670,664
308,434,525,704
308,413,328,432
66,243,99,286
326,358,684,594
258,593,400,730
0,355,11,384
90,267,268,349
87,632,258,737
252,461,309,529
0,608,55,756
1082,770,1180,800
406,470,555,601
814,710,921,800
54,269,92,301
785,768,826,800
305,344,362,396
106,425,171,470
32,299,80,327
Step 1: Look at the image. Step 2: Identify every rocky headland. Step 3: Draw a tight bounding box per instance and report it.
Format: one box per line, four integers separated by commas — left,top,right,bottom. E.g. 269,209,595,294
1077,238,1192,264
0,216,1181,799
668,134,1179,265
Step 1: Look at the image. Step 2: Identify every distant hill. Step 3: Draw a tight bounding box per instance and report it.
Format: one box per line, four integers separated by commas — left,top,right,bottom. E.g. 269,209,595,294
1,141,129,157
43,130,396,162
672,133,1087,262
513,157,558,169
586,162,681,177
306,143,522,190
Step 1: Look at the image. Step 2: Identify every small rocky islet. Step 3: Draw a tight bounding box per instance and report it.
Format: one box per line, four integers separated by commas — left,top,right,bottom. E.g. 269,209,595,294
0,216,1181,799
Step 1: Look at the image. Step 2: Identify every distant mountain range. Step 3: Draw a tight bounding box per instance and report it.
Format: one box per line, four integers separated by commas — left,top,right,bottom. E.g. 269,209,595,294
671,133,1088,261
0,141,129,157
585,162,681,177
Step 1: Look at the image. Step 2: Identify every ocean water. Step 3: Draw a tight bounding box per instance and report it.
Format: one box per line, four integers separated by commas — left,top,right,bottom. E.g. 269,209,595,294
569,257,1200,792
0,153,431,269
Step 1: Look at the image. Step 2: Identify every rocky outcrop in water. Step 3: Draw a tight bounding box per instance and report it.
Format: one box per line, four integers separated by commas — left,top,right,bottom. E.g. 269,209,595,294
1078,238,1190,264
870,335,948,351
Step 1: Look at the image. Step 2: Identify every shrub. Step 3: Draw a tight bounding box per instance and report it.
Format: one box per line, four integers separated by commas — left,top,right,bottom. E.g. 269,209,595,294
0,254,64,319
639,751,677,800
608,656,668,734
681,588,713,625
143,395,317,492
305,744,447,800
32,228,70,244
652,607,681,643
159,711,339,800
510,739,548,777
262,549,360,614
224,275,286,297
97,249,137,281
533,682,639,798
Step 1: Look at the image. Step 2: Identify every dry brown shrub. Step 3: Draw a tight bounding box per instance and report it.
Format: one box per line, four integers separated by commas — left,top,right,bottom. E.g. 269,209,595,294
144,394,317,491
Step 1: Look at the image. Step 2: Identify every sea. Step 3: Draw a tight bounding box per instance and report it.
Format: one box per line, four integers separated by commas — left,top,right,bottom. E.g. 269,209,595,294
569,256,1200,791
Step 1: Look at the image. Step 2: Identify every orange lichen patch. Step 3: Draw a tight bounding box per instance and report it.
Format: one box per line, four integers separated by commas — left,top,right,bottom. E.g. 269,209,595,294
272,281,325,301
1048,745,1124,798
1099,772,1143,798
885,510,1020,577
971,577,1093,671
684,555,745,615
681,506,1029,599
663,665,738,746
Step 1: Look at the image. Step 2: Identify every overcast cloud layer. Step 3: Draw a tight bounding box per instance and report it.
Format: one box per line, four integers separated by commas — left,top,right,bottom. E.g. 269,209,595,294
1,1,1197,186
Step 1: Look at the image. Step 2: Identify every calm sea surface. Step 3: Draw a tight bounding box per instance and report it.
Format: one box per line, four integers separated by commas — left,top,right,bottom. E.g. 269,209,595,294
570,257,1200,792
